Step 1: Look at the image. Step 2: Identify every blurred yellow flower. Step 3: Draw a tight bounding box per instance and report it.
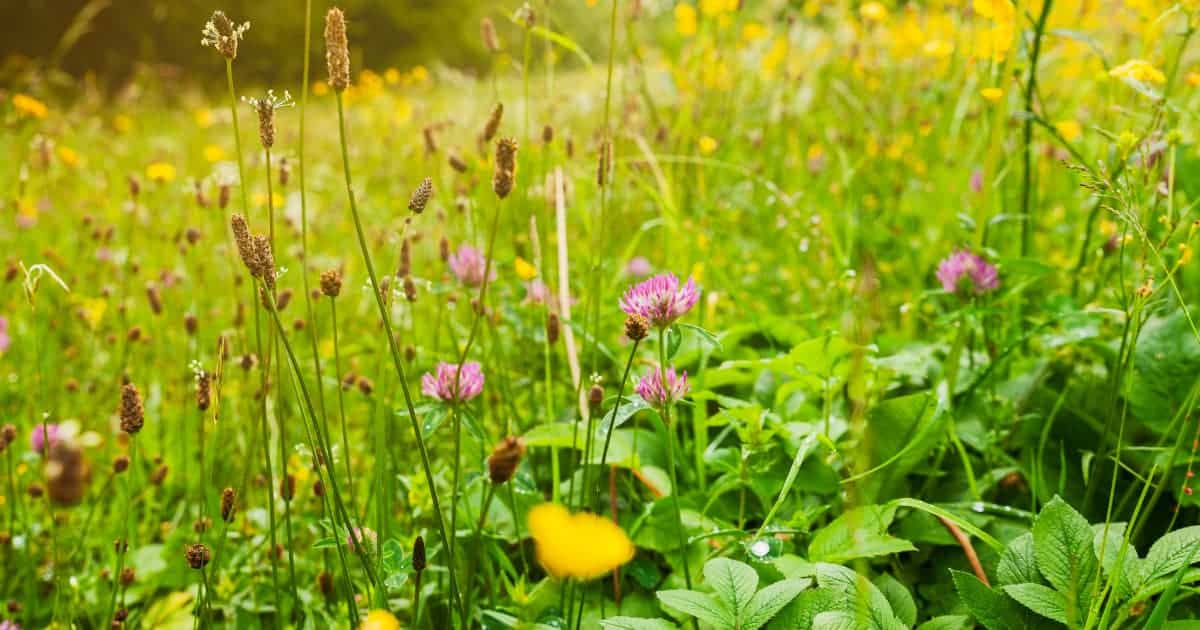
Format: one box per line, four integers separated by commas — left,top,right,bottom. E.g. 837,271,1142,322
974,22,1014,62
313,81,330,96
114,115,133,134
528,503,634,580
742,22,768,42
1054,119,1083,142
146,162,177,183
409,65,429,83
204,145,226,162
701,0,738,16
675,3,698,36
253,192,285,207
80,297,107,330
762,37,789,79
57,146,80,167
980,87,1004,102
1110,59,1166,84
1181,243,1193,266
973,0,1015,21
17,197,38,224
194,109,214,128
923,39,954,59
860,2,889,22
384,68,401,85
12,93,48,119
698,135,719,155
514,256,538,280
359,610,400,630
1188,72,1200,86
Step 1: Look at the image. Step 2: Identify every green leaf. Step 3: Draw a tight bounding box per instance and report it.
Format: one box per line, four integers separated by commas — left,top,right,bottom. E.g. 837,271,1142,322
1128,313,1200,432
527,25,592,66
667,325,683,359
1141,526,1200,584
997,533,1039,586
873,573,916,627
1032,496,1096,624
679,322,724,351
808,505,916,563
781,588,842,630
1003,583,1070,624
951,570,1022,630
657,590,734,629
741,578,807,629
599,617,678,630
916,616,972,630
812,611,860,630
1092,523,1138,600
704,558,759,616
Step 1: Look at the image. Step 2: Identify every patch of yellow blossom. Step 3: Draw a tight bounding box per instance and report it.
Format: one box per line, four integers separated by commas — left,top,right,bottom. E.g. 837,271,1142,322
146,162,177,183
12,93,48,119
698,136,719,155
57,146,80,167
675,3,698,36
528,503,634,580
204,145,226,162
359,610,400,630
514,256,538,280
1109,59,1166,84
1054,120,1083,142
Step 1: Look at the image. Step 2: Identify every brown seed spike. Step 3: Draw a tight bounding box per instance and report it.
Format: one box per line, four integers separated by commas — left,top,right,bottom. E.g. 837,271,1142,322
185,543,211,569
480,17,501,53
487,436,526,484
324,8,351,92
483,103,504,142
320,269,343,298
493,137,519,199
119,383,145,435
230,214,256,274
408,177,433,214
220,487,236,522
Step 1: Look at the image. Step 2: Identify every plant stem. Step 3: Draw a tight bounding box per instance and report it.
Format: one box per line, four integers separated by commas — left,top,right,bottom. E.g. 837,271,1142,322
1019,0,1054,258
331,91,465,616
658,328,693,595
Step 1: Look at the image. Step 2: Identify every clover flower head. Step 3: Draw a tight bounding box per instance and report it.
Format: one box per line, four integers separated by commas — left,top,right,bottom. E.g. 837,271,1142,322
421,361,484,403
635,366,689,408
619,273,699,329
936,250,999,295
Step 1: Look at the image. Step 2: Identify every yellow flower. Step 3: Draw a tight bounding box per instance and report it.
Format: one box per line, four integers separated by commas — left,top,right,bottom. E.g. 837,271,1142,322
762,37,789,79
253,192,285,207
860,1,889,22
514,256,538,280
742,22,768,42
980,87,1004,102
974,22,1014,62
1188,72,1200,86
1181,243,1193,266
12,93,48,119
409,65,430,83
698,135,719,155
701,0,738,16
313,81,330,96
1054,119,1083,142
57,146,80,167
146,162,177,183
973,0,1015,21
923,39,954,59
359,610,400,630
204,145,226,162
528,503,634,580
194,109,214,128
80,297,107,330
113,114,133,134
675,3,698,36
384,68,401,84
1110,59,1166,84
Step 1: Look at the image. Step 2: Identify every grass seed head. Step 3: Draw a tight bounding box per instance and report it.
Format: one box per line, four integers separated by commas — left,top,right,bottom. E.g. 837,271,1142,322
220,487,236,522
119,383,145,435
483,103,504,142
409,177,433,214
480,17,501,53
488,436,526,484
324,8,351,92
320,269,343,298
202,11,249,60
185,543,211,569
493,137,518,199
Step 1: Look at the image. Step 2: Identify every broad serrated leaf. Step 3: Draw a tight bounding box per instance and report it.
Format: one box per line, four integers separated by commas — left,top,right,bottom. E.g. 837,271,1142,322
812,611,861,630
874,573,917,627
916,616,971,630
951,570,1022,630
809,505,916,563
599,617,678,630
1032,496,1096,624
1092,523,1138,600
997,533,1040,586
1003,583,1069,624
657,590,734,629
740,578,807,629
704,558,759,616
1141,526,1200,584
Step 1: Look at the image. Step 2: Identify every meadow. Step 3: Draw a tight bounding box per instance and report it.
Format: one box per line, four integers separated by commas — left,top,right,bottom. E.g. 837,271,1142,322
3,0,1200,628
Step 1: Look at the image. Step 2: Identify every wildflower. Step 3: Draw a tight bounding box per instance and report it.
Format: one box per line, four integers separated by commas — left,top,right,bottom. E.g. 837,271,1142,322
120,383,145,435
421,361,484,403
0,316,8,354
325,8,351,91
626,256,652,277
1054,120,1083,142
619,273,700,329
185,543,211,569
524,279,549,305
408,177,433,213
528,503,635,580
347,526,377,552
674,3,698,36
493,137,519,199
12,94,48,119
487,436,526,484
514,256,538,280
448,245,493,286
970,168,984,193
980,87,1003,102
30,423,61,454
243,90,294,150
145,163,176,183
859,1,889,22
635,367,690,408
973,0,1015,21
698,136,719,155
57,146,79,167
0,619,19,630
201,11,249,60
1110,59,1166,84
936,250,999,295
360,610,400,630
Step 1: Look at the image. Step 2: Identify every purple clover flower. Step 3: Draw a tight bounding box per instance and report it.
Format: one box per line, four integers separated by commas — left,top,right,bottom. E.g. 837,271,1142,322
619,273,699,329
30,423,61,454
448,245,493,287
936,251,999,295
347,526,377,552
0,316,8,354
421,361,484,404
635,367,690,408
626,256,653,278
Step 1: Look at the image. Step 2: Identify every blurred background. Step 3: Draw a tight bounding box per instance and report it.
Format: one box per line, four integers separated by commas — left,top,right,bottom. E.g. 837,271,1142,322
1,0,605,92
